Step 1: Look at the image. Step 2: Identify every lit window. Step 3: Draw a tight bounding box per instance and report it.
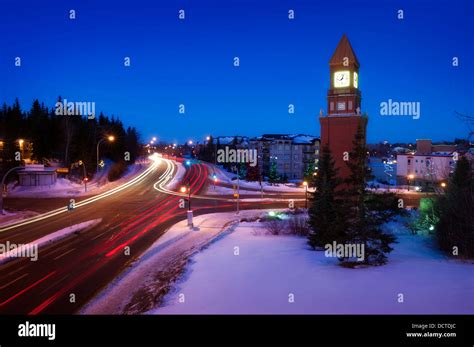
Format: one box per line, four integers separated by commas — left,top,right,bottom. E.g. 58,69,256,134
337,102,346,111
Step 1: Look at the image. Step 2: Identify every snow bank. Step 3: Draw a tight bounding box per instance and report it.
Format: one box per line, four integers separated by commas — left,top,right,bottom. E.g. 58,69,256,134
151,219,474,314
165,162,186,190
0,218,102,264
0,210,39,227
7,163,146,198
80,210,271,314
211,165,308,193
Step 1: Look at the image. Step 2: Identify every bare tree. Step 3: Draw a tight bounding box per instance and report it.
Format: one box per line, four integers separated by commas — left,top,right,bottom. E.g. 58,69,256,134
455,111,474,140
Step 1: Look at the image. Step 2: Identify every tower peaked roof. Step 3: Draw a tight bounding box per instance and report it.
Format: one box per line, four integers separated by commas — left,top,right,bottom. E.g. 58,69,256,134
329,34,360,67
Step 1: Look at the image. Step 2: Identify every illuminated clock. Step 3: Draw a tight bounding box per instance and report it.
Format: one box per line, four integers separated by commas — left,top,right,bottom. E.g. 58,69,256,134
334,71,350,88
353,72,358,88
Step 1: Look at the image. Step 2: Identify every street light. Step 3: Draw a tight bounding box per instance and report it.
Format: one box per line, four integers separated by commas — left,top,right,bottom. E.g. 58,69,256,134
440,182,446,188
18,139,24,156
181,184,193,228
407,174,414,191
80,161,87,192
96,135,115,174
303,181,308,209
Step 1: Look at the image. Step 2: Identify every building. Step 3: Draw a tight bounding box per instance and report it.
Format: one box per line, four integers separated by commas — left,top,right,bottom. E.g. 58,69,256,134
319,34,367,180
396,139,457,186
250,134,320,180
17,165,57,186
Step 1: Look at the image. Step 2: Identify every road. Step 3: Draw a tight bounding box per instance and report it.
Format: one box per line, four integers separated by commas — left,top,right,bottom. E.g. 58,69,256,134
0,156,429,314
0,157,296,314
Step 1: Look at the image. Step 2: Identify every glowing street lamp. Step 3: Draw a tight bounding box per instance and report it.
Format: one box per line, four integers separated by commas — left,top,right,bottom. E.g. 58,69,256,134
97,135,115,174
18,139,25,156
440,182,447,188
407,174,415,191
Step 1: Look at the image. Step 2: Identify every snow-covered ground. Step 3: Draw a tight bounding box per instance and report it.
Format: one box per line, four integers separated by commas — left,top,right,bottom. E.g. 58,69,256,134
81,210,273,314
166,162,186,190
6,163,146,198
211,165,311,193
149,217,474,314
0,218,102,264
0,210,39,227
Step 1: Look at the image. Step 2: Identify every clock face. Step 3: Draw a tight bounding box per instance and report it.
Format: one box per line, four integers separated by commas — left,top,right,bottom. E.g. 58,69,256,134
334,71,350,88
353,72,358,88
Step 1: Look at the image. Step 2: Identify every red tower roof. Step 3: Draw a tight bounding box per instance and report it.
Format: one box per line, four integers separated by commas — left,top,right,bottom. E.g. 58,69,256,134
329,34,360,68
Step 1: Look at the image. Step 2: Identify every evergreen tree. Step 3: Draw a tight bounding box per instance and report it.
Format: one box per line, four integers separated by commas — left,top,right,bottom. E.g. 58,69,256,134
268,160,279,184
246,162,260,181
303,162,316,185
342,123,400,265
0,98,141,181
307,145,346,249
436,156,473,258
238,162,247,179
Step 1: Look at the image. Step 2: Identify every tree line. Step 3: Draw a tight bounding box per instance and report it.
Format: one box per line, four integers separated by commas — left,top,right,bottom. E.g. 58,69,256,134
0,98,141,180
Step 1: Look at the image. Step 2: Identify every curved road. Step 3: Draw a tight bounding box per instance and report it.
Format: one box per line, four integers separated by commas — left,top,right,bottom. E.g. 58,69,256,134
0,157,295,314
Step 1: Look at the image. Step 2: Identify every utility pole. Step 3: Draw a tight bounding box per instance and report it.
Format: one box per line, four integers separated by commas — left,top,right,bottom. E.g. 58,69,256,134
237,173,240,214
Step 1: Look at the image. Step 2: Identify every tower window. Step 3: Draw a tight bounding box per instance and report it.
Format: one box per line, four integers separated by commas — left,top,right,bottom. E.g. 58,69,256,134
337,102,346,111
330,102,334,111
348,100,353,110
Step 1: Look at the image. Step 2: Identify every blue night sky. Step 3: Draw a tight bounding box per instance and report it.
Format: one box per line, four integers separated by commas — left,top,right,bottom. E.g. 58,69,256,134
1,0,473,144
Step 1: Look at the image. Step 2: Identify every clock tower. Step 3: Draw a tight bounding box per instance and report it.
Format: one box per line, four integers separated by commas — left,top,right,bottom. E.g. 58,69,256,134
320,34,367,180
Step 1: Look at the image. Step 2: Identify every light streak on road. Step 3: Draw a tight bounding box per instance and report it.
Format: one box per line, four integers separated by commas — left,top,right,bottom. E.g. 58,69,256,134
0,159,161,232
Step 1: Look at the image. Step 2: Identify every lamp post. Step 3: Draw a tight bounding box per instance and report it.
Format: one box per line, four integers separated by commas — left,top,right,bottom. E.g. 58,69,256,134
96,135,115,174
303,181,308,209
407,174,414,191
0,166,23,214
181,184,193,228
79,161,87,192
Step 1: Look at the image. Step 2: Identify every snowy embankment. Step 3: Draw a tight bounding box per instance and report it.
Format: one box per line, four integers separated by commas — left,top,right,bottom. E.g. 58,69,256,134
7,162,146,198
166,162,186,190
148,217,474,315
0,218,102,264
80,210,273,314
210,165,311,194
0,210,39,227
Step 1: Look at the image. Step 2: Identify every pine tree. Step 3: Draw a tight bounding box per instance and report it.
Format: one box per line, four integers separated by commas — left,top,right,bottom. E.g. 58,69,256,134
268,160,279,184
303,162,316,185
238,162,247,179
436,156,473,258
342,124,399,265
307,145,346,249
246,162,260,181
